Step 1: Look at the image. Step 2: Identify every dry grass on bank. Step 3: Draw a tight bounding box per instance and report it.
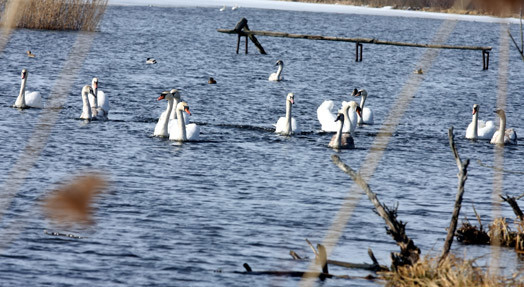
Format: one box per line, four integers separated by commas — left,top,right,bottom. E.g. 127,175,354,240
286,0,522,17
0,0,107,31
380,254,523,287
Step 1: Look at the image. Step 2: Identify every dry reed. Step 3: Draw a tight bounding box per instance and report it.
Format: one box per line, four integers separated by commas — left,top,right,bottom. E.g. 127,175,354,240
0,0,107,31
381,254,523,286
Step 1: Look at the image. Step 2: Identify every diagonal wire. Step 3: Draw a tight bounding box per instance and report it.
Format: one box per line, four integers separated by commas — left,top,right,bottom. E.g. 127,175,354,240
490,22,510,276
299,18,460,285
0,5,97,246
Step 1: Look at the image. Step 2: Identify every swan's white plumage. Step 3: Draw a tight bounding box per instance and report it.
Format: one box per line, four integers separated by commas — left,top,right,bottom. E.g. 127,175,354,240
352,89,374,125
89,78,109,120
269,60,284,81
80,85,94,120
24,91,43,108
13,69,43,109
465,104,496,140
169,101,200,141
490,109,517,145
274,93,300,135
318,100,359,133
275,117,299,134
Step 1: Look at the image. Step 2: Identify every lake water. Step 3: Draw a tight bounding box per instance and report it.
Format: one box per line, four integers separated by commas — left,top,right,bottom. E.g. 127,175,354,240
0,5,523,286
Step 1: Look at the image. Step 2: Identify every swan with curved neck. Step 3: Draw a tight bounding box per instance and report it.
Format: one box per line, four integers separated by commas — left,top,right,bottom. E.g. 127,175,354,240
317,100,361,133
490,109,517,145
268,60,284,81
90,77,109,120
154,92,175,137
352,88,374,125
80,85,95,120
275,93,299,135
466,104,495,140
13,69,43,109
167,89,188,124
169,101,200,141
329,113,355,149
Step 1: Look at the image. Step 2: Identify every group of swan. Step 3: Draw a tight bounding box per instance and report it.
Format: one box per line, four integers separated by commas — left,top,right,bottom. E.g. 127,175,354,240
466,104,517,145
79,78,109,121
154,89,200,141
80,77,110,120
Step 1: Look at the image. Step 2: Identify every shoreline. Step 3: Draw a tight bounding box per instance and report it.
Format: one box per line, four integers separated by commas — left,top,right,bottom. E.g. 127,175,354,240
107,0,522,24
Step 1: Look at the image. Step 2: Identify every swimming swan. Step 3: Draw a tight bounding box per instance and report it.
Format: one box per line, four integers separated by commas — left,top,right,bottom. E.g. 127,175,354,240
80,85,95,120
89,77,109,120
317,100,361,133
146,58,157,64
490,109,517,145
154,92,175,137
169,101,200,141
268,60,284,81
13,69,43,109
328,113,355,149
274,93,300,135
352,88,374,125
465,104,496,140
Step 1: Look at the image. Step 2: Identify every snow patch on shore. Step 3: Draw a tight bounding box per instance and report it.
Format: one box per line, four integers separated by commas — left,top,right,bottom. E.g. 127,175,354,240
108,0,519,24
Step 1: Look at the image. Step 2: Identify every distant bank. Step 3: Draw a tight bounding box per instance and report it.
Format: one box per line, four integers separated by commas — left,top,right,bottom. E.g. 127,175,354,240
281,0,522,17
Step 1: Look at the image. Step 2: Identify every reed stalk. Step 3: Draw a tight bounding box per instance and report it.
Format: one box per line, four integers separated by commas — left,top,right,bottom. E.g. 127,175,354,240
0,0,107,31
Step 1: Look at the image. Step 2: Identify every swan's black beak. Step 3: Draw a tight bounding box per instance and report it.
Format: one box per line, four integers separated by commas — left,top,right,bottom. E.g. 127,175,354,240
184,107,192,116
289,99,294,104
157,94,166,101
351,88,359,97
472,109,477,115
335,113,343,122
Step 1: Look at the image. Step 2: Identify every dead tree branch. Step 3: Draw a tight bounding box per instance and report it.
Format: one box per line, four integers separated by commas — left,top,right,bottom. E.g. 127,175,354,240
440,127,470,263
331,155,420,270
500,194,524,221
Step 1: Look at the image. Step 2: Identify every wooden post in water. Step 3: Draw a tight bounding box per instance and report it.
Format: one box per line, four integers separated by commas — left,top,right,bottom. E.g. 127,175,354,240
245,35,248,54
236,34,241,54
355,42,363,62
482,50,489,70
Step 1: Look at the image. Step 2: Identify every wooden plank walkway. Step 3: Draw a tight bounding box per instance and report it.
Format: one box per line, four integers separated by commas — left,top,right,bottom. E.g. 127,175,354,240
218,18,493,69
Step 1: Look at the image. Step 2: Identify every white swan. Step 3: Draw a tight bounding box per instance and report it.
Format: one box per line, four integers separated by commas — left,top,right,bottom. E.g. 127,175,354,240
146,58,157,64
466,104,496,140
219,5,226,11
167,89,189,127
89,77,109,120
13,69,43,109
352,88,374,125
329,113,355,149
268,60,284,81
317,100,361,133
232,5,238,10
154,92,175,137
169,102,200,141
274,93,300,135
490,109,517,145
80,85,95,120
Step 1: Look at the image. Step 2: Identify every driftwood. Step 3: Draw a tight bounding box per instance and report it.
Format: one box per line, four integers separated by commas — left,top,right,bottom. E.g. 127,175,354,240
500,194,524,221
331,155,420,270
239,263,352,280
440,127,470,263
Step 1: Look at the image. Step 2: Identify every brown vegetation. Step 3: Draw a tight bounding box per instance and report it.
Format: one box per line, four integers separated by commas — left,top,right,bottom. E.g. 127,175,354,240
0,0,107,31
287,0,522,16
380,254,523,287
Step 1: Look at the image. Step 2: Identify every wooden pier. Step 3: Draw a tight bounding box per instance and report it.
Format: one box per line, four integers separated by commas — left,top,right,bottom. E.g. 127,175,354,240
218,18,493,69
